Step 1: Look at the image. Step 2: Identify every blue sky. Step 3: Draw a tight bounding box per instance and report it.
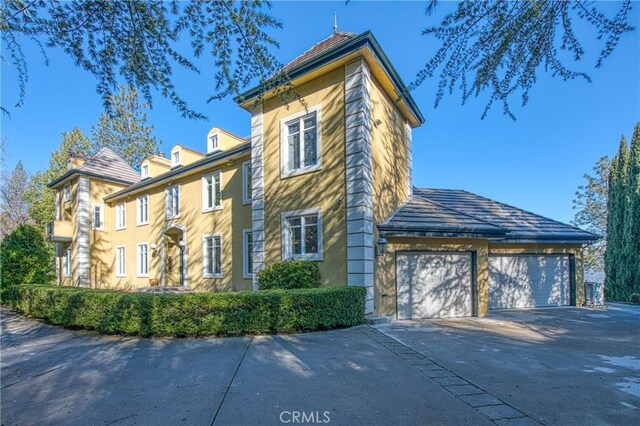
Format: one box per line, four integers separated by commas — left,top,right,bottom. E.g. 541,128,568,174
1,1,639,225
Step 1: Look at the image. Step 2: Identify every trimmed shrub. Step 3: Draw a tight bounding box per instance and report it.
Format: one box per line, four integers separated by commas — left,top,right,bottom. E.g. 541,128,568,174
256,260,321,290
3,285,365,337
1,224,54,289
630,293,640,305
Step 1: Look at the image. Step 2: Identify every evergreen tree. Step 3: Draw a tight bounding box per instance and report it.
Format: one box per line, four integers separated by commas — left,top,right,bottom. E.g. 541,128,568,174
605,137,630,301
0,224,55,289
92,86,160,170
0,161,31,239
24,129,92,232
624,123,640,294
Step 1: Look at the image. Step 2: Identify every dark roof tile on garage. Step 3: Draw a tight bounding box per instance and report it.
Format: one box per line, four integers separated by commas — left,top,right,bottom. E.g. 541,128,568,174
379,195,507,238
380,188,599,243
415,188,598,242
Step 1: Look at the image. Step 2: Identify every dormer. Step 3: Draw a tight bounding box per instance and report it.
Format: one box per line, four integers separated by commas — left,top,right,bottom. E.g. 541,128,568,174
206,127,247,153
140,155,171,179
171,144,205,168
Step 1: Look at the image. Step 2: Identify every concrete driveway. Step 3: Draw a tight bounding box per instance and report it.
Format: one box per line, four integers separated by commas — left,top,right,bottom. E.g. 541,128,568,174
374,304,640,425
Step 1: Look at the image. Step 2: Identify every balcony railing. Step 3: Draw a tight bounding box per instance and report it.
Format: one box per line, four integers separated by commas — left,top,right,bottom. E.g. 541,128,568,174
46,220,73,242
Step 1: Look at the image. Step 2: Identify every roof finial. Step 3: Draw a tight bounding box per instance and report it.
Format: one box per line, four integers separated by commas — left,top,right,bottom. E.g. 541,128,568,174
333,12,338,34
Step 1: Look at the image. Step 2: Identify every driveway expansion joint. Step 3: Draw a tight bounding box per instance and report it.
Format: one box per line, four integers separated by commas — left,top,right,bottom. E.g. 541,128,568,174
362,325,541,425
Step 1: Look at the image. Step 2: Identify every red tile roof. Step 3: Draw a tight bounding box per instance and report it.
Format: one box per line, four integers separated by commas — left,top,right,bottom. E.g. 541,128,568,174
283,31,356,72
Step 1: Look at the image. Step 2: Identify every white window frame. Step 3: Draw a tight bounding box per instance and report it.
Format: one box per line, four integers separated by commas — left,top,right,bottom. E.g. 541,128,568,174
115,202,126,230
281,208,323,261
208,133,220,153
55,191,61,220
92,204,104,231
171,150,181,167
280,105,322,178
202,234,223,278
137,194,149,226
63,246,72,277
115,245,126,277
242,160,252,205
243,228,253,279
137,242,149,277
63,184,71,202
202,171,222,212
165,185,180,219
141,164,149,179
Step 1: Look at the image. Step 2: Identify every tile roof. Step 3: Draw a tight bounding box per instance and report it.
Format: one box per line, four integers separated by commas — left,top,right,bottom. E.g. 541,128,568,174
380,188,599,243
379,195,507,238
282,31,356,72
77,147,141,184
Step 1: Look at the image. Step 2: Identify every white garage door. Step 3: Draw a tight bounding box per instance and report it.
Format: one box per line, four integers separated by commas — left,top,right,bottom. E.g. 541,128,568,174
489,255,571,309
397,252,473,319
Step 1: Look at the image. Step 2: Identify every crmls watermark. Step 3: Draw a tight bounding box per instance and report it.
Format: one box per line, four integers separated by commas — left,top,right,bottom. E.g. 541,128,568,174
279,411,331,424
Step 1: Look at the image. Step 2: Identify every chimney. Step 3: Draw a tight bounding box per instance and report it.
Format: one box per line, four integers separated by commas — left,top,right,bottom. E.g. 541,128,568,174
68,152,87,170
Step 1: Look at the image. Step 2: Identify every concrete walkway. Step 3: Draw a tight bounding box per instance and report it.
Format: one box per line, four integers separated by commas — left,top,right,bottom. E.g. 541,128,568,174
1,308,491,426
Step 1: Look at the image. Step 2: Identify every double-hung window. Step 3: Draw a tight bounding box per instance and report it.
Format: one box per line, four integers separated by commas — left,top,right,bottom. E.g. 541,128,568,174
172,151,180,167
116,246,126,277
202,171,222,212
281,107,321,177
116,202,126,229
242,161,252,204
203,235,222,277
137,195,149,225
208,134,219,153
137,243,149,277
166,185,180,219
282,209,322,261
63,246,72,277
63,184,71,202
243,229,253,278
141,164,149,179
92,204,104,230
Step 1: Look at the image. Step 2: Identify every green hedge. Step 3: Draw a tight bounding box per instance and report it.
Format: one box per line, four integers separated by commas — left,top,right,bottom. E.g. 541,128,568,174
257,260,321,290
3,285,365,337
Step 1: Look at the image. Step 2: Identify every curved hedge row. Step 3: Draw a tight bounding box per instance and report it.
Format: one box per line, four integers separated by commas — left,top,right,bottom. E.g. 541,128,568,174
3,285,365,337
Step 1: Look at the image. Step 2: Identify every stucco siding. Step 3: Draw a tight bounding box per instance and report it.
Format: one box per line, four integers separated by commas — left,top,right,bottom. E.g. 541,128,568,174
261,67,348,286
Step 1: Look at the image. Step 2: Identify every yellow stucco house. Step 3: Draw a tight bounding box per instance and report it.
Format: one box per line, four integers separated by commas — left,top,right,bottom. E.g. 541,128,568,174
47,30,597,319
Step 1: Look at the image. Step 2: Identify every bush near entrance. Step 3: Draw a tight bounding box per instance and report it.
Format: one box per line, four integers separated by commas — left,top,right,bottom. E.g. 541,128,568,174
3,285,365,337
256,260,321,290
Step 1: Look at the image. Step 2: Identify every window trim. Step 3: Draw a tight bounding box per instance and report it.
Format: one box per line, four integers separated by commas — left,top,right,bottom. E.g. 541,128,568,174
171,150,181,168
92,204,104,231
63,246,72,277
280,106,322,178
137,194,149,226
136,242,149,278
165,184,180,220
208,132,221,153
242,160,252,205
243,228,253,279
115,245,126,278
63,184,71,202
201,170,222,213
202,234,223,278
115,202,126,230
281,208,323,261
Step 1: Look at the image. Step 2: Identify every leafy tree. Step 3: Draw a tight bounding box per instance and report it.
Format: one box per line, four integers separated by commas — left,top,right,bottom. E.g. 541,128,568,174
605,136,630,301
25,128,92,231
1,0,282,118
413,0,635,119
573,156,611,272
0,224,54,289
0,160,31,239
623,123,640,294
92,86,161,170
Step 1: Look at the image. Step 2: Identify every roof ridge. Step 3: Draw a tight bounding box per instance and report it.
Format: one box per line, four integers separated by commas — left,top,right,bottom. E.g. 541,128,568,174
454,188,598,236
282,31,357,71
414,190,508,231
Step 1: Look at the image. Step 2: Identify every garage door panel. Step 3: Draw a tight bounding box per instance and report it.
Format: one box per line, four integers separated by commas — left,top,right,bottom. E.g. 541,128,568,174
489,255,570,309
397,253,472,319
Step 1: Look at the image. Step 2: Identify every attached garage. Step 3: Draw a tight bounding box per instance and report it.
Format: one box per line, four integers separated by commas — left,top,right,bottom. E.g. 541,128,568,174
396,252,474,319
489,254,572,309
